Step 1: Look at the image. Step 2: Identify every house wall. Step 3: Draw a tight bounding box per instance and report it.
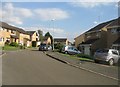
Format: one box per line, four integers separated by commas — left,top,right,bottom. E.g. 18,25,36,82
66,39,69,45
54,39,68,45
74,34,85,48
47,37,51,45
19,33,30,46
84,31,101,41
107,27,120,48
0,27,11,46
91,31,107,55
31,32,37,41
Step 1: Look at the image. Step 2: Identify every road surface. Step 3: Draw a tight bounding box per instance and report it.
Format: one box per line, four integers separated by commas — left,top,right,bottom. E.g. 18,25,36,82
2,50,118,85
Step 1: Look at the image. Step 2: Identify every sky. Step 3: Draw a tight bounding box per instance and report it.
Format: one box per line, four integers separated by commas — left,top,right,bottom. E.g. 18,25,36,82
0,1,119,42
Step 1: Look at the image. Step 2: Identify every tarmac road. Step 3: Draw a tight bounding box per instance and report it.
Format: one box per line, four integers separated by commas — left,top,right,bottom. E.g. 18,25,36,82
2,50,118,85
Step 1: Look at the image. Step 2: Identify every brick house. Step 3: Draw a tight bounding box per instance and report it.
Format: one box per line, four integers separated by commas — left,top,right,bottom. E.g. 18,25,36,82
26,31,38,47
75,17,120,55
54,38,69,45
0,22,31,47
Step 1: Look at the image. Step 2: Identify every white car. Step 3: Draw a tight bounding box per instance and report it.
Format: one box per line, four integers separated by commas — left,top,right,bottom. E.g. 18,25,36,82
62,45,81,55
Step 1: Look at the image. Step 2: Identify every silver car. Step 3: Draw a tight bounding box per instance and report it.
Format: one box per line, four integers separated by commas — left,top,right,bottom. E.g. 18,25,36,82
62,45,81,55
94,49,120,66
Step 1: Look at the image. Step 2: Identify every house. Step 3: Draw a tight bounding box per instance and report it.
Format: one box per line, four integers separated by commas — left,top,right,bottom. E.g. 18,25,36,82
74,33,85,48
75,17,120,55
26,31,38,47
0,22,31,47
42,37,51,45
112,37,120,50
106,18,120,50
54,38,68,45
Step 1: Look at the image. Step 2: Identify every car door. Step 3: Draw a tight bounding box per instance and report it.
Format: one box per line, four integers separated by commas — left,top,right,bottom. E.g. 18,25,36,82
73,48,78,54
112,50,119,63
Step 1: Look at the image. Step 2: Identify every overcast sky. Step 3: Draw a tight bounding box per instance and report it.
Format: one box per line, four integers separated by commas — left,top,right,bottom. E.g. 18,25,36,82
1,0,119,42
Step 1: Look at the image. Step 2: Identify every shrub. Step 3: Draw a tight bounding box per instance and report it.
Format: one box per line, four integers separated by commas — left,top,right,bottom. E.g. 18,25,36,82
77,54,93,60
9,42,19,47
54,43,64,52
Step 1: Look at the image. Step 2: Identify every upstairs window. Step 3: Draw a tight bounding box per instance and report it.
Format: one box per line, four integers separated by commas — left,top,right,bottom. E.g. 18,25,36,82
111,28,117,34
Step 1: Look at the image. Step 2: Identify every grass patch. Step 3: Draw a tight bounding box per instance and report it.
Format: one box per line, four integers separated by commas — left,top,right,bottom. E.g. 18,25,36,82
2,45,20,51
58,52,94,62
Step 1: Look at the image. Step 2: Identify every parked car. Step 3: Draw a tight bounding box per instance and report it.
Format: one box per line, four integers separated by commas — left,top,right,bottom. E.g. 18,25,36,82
39,43,48,51
94,49,120,66
48,45,52,51
62,45,81,55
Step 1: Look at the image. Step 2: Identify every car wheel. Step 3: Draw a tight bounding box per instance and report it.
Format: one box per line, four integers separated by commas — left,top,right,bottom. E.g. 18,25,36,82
94,59,99,63
65,51,68,54
109,59,114,66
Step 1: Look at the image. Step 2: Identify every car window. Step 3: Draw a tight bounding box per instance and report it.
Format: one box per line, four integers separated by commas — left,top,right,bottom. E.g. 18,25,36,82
68,47,73,50
96,49,109,53
112,51,119,55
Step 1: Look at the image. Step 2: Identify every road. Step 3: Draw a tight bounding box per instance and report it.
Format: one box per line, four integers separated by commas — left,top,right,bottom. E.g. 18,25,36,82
2,50,118,85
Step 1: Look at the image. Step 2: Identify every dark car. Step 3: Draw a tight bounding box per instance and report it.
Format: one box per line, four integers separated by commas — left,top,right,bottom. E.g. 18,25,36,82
39,43,48,51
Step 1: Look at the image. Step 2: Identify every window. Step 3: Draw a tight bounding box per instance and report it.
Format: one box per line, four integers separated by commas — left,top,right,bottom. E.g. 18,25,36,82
0,38,2,42
111,29,117,34
112,51,118,55
11,30,16,34
7,29,9,32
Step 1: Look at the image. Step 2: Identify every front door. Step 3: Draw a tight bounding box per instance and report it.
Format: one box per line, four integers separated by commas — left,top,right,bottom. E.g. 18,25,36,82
84,46,90,55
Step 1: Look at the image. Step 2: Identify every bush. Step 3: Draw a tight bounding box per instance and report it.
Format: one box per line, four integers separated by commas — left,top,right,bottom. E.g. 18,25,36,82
54,43,64,52
77,54,93,60
9,42,19,47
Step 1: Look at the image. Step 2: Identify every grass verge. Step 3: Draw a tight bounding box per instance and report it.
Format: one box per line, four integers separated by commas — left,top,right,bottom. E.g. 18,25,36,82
58,52,94,62
2,45,20,51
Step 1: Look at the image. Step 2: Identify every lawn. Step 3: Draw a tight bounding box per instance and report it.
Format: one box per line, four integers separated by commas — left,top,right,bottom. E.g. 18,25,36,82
2,45,20,51
58,52,94,62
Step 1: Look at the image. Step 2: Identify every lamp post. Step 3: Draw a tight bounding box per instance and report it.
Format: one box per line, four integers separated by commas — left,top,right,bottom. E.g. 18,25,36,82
51,19,55,51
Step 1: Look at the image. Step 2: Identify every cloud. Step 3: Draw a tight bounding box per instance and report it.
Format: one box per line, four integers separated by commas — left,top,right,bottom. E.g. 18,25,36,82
34,8,69,21
15,8,33,17
1,3,33,25
93,21,98,24
24,26,67,38
69,1,113,8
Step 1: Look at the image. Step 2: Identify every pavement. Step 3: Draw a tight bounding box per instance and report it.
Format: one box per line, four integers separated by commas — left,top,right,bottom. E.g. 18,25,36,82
44,51,119,80
2,50,118,85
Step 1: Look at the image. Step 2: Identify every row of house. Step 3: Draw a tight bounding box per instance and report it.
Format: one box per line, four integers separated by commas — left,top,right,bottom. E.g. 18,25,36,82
74,17,120,56
0,22,70,47
0,22,38,47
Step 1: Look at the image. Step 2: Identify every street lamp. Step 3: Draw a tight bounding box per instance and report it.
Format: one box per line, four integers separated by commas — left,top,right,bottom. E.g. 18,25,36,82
51,19,55,51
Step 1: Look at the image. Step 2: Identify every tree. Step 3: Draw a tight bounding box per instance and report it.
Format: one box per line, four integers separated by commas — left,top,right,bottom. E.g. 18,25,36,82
37,30,43,42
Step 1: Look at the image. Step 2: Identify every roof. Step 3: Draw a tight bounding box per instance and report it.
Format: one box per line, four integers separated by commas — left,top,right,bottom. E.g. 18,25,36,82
75,18,119,39
113,37,120,44
0,22,27,34
80,38,99,45
106,17,120,28
54,38,67,42
86,20,115,33
26,31,36,35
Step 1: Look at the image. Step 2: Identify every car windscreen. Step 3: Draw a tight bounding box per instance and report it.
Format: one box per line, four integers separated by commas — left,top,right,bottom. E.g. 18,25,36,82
40,44,46,46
